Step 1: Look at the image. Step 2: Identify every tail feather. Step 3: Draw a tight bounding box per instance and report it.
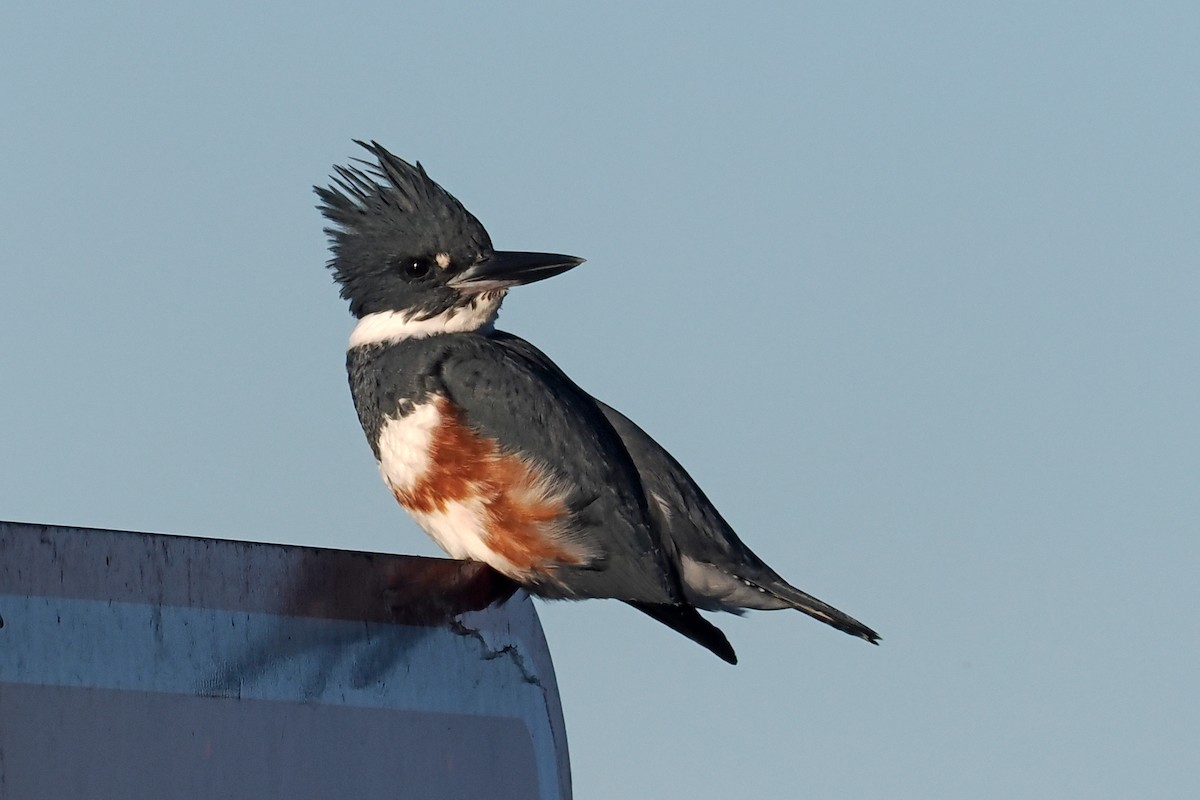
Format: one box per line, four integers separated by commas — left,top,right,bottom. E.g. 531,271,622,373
761,579,881,644
627,601,738,665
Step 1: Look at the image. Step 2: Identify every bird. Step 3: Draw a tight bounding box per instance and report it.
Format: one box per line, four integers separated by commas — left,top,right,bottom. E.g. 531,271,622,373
316,141,879,664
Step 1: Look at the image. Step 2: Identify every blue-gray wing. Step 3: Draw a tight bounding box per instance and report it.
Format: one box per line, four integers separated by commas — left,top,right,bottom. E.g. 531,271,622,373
487,332,879,642
434,333,684,605
596,400,881,642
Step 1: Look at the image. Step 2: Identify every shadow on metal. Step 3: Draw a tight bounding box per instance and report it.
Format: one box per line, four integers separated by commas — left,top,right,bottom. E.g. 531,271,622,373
0,521,570,800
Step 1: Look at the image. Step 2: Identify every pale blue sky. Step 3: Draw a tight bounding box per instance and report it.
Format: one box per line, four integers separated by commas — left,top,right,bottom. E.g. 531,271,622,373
3,3,1197,797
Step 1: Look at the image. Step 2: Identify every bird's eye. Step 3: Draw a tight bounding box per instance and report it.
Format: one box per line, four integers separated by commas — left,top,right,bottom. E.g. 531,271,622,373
401,258,432,280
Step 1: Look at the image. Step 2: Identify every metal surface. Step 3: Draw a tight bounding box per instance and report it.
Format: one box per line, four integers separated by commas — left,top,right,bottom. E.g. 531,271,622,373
0,521,571,799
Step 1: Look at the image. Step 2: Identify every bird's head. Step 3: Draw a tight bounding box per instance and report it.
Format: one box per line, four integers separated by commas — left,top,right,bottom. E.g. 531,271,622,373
316,141,583,338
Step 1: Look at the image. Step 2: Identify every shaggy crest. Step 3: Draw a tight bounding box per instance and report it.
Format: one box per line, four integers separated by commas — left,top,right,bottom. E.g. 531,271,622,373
315,141,494,316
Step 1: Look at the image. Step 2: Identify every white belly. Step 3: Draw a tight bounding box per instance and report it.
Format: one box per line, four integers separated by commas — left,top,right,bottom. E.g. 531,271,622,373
374,399,520,575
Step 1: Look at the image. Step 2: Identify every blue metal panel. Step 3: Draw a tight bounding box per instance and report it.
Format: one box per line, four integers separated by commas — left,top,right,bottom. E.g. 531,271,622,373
0,521,571,799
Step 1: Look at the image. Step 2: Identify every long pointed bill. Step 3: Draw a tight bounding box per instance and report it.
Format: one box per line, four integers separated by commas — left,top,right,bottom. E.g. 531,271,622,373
449,251,585,293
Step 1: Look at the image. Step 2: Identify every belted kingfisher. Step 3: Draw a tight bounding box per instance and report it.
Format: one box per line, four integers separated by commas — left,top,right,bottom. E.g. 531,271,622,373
317,141,879,664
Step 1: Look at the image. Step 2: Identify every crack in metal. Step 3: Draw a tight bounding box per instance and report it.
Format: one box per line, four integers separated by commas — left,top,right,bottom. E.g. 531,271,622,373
448,619,543,687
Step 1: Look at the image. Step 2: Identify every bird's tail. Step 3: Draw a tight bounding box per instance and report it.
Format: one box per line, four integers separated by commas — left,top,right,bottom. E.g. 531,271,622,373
627,601,738,665
762,579,880,644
